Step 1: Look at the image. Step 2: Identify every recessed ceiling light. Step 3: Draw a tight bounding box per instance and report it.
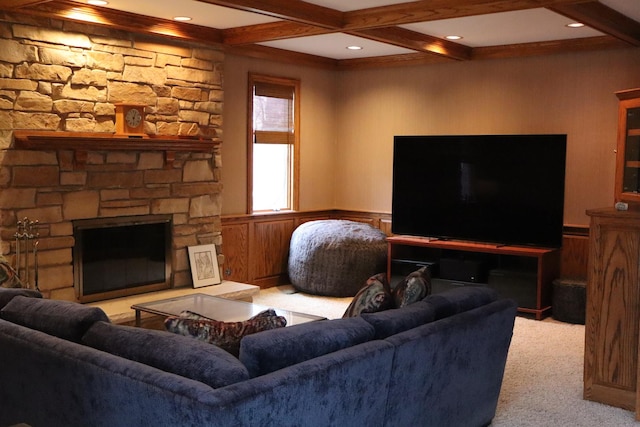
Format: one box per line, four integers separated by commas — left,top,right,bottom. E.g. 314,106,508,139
87,0,108,5
346,45,363,50
567,22,585,28
445,35,463,40
173,16,193,22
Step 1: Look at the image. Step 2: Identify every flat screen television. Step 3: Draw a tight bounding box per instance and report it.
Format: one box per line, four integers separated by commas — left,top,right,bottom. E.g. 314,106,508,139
392,134,567,248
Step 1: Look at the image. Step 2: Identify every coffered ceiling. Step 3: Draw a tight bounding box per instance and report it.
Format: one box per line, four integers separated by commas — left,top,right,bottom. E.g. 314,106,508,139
3,0,639,69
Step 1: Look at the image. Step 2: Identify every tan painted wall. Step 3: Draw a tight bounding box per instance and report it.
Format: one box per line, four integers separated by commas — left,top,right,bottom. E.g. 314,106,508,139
222,54,338,215
223,49,640,227
335,49,640,226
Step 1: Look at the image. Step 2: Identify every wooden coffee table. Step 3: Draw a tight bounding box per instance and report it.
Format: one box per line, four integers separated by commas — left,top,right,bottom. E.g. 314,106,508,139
131,293,325,327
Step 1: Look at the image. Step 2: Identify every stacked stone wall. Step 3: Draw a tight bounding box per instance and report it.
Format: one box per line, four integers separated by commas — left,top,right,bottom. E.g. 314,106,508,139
0,13,224,300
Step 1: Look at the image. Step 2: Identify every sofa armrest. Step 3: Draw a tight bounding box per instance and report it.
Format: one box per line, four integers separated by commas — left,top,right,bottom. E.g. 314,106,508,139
383,298,517,427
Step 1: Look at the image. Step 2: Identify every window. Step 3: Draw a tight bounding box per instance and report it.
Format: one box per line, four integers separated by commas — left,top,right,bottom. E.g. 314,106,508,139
248,74,300,213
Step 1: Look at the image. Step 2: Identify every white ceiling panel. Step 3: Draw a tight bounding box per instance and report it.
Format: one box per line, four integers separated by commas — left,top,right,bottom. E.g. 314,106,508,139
600,0,640,23
401,9,603,48
304,0,410,12
72,0,279,29
258,33,416,60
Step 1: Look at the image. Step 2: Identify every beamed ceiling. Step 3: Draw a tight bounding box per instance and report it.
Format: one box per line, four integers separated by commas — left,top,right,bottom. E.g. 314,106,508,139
1,0,639,69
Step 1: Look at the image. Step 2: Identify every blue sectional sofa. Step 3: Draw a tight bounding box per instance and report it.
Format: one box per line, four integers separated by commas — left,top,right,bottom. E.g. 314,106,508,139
0,286,517,427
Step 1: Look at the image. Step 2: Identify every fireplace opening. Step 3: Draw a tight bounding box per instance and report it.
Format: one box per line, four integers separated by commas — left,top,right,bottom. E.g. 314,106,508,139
73,215,172,303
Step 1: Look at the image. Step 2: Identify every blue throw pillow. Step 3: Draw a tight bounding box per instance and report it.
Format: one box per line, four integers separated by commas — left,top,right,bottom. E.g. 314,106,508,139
83,321,250,389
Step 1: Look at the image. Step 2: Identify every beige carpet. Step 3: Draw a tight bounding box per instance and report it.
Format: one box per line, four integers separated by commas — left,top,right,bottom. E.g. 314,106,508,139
253,285,639,426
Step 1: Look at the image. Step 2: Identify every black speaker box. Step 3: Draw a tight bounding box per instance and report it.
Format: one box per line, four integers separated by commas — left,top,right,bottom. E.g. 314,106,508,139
439,258,486,283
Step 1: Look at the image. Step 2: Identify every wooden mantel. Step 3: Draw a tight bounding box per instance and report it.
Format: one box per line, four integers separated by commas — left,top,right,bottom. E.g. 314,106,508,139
12,130,221,169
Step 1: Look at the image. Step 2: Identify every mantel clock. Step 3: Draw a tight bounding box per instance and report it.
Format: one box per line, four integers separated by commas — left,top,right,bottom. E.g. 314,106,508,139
115,103,146,136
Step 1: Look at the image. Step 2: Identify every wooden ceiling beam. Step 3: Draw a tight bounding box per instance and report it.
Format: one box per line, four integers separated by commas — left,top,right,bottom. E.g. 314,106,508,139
472,35,629,60
223,21,327,45
337,51,454,71
1,0,52,8
225,44,338,69
352,27,472,61
549,1,640,46
4,0,224,43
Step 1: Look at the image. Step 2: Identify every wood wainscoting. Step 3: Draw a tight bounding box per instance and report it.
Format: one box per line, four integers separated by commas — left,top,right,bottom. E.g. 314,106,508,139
221,210,587,288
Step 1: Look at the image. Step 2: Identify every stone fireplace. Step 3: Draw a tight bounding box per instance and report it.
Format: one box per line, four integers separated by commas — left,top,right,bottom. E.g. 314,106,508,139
0,136,223,302
0,16,224,302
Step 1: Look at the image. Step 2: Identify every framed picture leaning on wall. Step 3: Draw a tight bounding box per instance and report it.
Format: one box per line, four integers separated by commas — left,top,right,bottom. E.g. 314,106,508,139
188,244,221,288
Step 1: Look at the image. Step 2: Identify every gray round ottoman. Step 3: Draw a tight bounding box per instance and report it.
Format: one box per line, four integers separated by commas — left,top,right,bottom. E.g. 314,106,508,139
288,220,388,297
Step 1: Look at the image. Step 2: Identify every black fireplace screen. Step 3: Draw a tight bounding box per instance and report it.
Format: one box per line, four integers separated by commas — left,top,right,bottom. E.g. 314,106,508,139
73,215,171,302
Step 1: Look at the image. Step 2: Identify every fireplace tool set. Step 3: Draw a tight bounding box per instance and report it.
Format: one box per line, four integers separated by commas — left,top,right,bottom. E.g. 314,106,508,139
14,217,39,292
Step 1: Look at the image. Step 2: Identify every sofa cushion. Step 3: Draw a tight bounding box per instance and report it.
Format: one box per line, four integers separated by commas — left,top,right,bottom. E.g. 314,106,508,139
0,296,109,342
82,321,249,389
0,287,42,310
164,309,287,356
239,316,376,378
361,300,436,339
423,286,499,320
342,273,392,318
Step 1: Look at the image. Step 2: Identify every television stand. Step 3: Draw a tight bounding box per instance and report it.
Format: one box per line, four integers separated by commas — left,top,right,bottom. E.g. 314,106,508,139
386,235,561,320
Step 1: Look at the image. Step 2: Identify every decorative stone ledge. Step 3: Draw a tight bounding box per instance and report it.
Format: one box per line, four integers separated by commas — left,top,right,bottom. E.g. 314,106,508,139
12,130,220,169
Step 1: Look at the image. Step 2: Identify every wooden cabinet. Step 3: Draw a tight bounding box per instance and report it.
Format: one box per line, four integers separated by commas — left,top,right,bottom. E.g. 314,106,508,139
386,235,560,320
584,207,640,419
220,223,249,283
615,88,640,205
221,216,297,288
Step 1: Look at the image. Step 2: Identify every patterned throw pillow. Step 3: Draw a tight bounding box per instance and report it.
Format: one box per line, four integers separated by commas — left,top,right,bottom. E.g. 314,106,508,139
392,266,432,308
342,273,393,318
164,309,287,356
0,256,23,289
